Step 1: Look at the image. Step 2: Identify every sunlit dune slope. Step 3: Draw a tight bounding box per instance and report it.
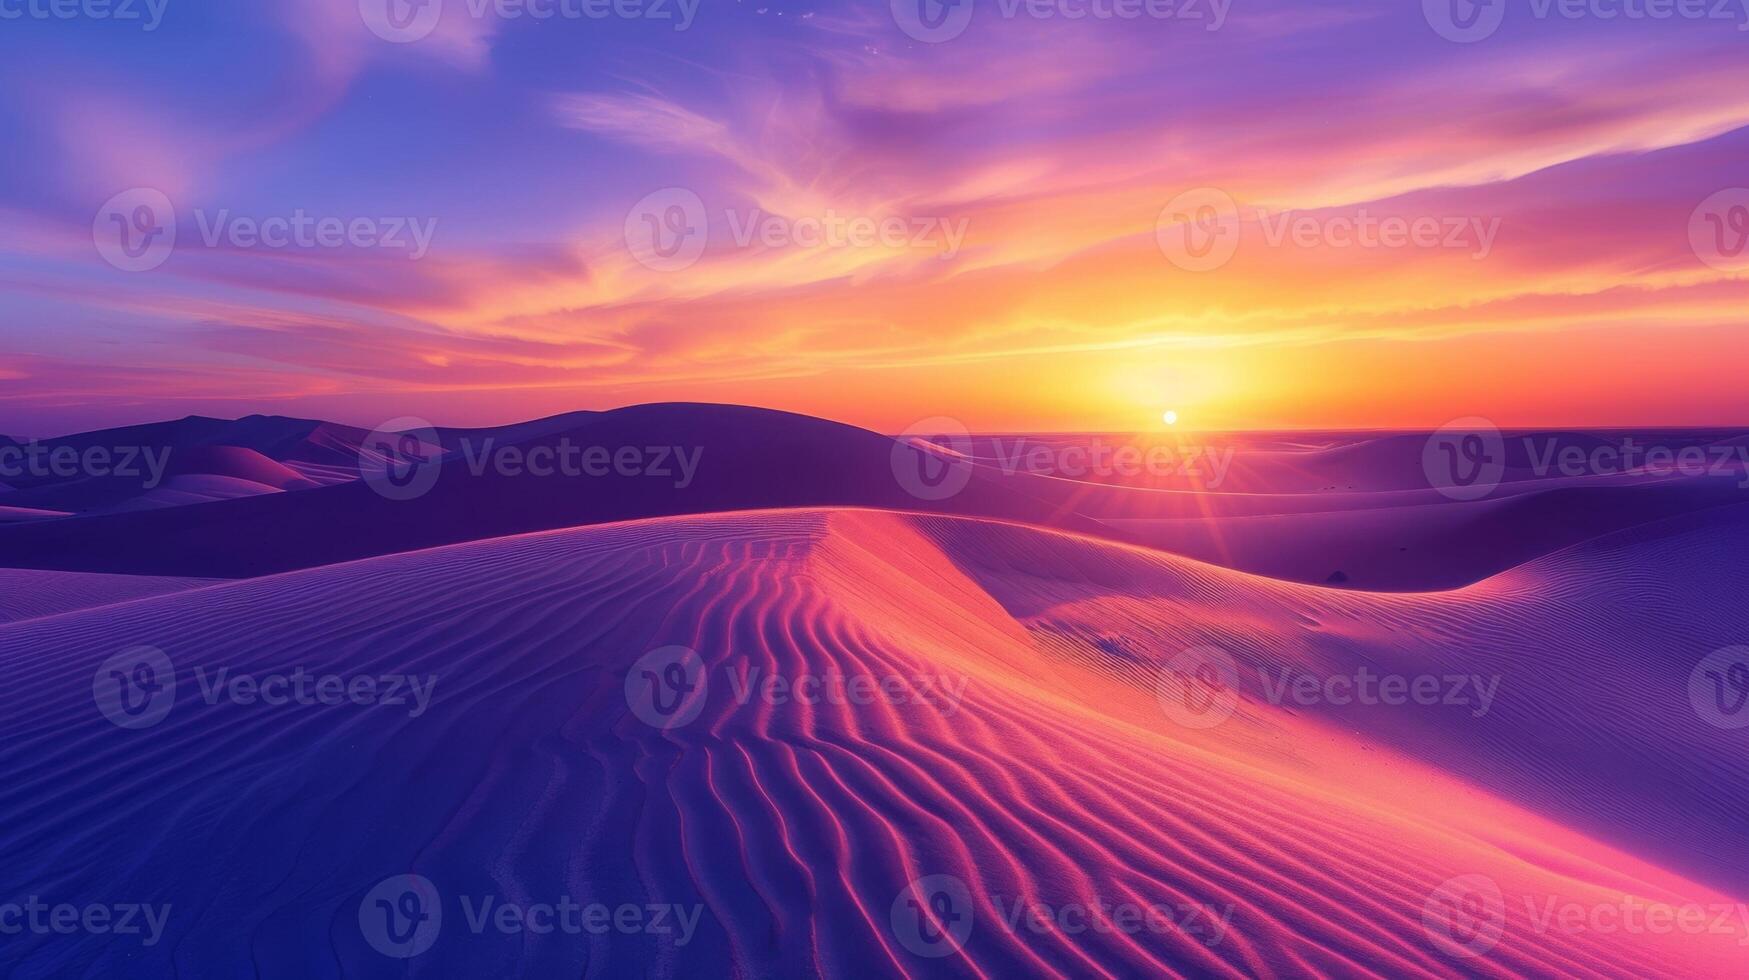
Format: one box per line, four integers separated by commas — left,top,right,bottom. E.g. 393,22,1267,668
0,509,1742,977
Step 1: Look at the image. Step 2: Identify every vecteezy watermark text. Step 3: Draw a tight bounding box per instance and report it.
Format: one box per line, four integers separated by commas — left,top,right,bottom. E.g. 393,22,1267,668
1155,646,1502,729
192,209,437,259
457,439,702,487
358,417,705,501
887,419,1237,502
991,895,1233,946
624,646,969,729
1424,0,1749,43
1156,188,1503,272
624,188,969,272
94,189,438,272
889,873,1233,959
0,897,171,947
360,0,700,44
983,436,1235,485
1256,208,1501,259
358,874,703,959
0,0,168,30
1423,419,1749,500
92,646,437,730
1422,874,1749,959
193,667,437,718
0,441,170,488
891,0,1231,44
1257,665,1499,718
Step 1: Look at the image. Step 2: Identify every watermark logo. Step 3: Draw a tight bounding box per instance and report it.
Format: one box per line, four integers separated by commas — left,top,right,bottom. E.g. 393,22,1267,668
92,646,176,730
1690,189,1749,272
981,436,1235,486
724,667,967,718
364,0,699,40
1422,874,1507,958
1523,893,1749,946
193,667,437,717
625,646,710,729
1690,646,1749,730
1426,425,1749,500
1427,0,1749,42
1259,666,1500,718
622,652,966,729
359,875,703,957
0,897,171,946
625,189,968,271
95,190,436,269
1156,188,1240,272
360,0,445,42
1423,0,1505,41
191,209,437,259
891,0,976,41
360,422,707,500
0,0,168,30
723,209,968,258
1257,208,1501,259
622,651,972,728
1422,417,1506,501
360,874,443,958
1159,190,1503,270
892,0,1228,42
891,874,974,958
0,441,171,488
1156,645,1240,729
457,894,702,943
359,417,444,501
625,187,708,272
889,875,1234,959
992,896,1232,946
1424,876,1749,958
891,417,975,501
94,188,176,273
455,439,703,488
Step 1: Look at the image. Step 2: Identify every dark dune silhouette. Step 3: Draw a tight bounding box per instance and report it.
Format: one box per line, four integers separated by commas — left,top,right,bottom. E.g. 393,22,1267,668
3,405,1748,590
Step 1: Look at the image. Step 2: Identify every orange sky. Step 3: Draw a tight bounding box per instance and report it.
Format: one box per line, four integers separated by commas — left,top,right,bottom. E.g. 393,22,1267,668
4,1,1749,434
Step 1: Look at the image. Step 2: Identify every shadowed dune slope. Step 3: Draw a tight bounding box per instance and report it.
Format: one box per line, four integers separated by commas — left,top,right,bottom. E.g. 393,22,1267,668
0,569,219,623
1107,476,1749,590
4,404,1747,592
0,509,1742,977
0,404,1109,578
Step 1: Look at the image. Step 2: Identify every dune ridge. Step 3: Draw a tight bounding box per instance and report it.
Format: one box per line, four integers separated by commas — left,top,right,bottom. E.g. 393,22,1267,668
5,404,1748,593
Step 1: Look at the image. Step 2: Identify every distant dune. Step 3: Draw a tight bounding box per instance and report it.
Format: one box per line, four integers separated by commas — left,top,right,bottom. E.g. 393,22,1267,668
0,508,1742,976
0,404,1105,577
3,404,1746,591
160,445,320,490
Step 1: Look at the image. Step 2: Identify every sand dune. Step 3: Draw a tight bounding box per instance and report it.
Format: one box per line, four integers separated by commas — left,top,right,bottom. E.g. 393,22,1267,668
0,569,221,624
0,404,1107,578
5,405,1745,593
160,446,320,491
1107,476,1749,589
1,508,1741,976
0,416,366,518
25,414,374,471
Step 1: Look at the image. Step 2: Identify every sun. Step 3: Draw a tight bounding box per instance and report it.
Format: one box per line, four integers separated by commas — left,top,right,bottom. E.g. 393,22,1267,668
1162,410,1178,426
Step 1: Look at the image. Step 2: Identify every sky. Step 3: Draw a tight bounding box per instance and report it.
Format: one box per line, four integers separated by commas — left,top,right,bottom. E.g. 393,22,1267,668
2,0,1748,436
